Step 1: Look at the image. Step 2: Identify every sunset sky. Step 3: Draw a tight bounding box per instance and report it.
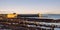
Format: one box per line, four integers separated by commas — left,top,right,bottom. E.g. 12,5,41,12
0,0,60,14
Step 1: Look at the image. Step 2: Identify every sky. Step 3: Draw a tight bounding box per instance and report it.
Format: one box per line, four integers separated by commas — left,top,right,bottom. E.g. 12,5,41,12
0,0,60,14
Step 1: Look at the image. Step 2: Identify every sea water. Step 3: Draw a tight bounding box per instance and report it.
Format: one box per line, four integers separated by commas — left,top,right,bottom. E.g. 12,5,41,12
26,14,60,30
43,14,60,30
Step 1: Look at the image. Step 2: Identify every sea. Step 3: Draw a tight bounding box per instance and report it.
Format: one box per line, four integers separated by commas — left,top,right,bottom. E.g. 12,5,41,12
42,14,60,19
26,14,60,20
26,14,60,30
42,14,60,30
